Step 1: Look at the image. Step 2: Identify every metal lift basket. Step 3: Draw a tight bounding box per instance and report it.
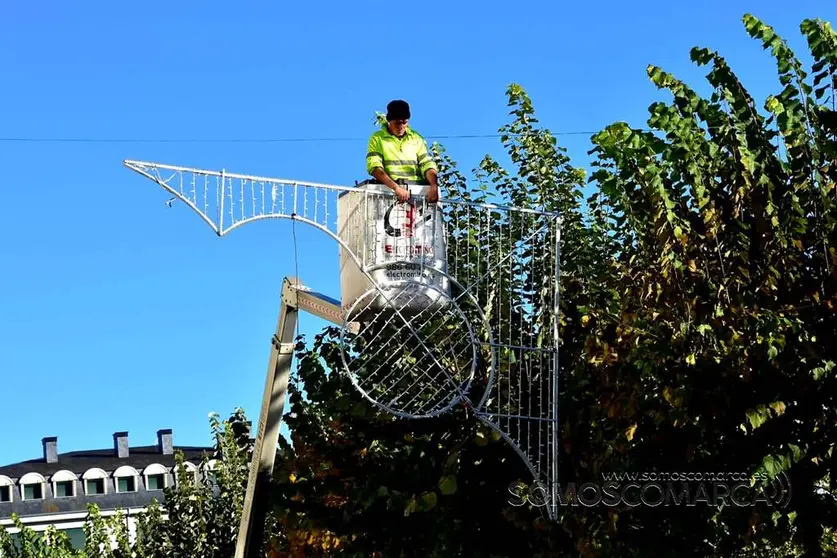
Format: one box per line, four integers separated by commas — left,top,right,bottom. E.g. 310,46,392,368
337,180,451,320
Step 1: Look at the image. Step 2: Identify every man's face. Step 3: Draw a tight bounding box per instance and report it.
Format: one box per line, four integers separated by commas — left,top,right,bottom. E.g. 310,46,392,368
388,119,409,137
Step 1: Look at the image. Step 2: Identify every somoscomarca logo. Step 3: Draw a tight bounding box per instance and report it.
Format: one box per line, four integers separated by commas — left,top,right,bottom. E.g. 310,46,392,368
509,471,793,508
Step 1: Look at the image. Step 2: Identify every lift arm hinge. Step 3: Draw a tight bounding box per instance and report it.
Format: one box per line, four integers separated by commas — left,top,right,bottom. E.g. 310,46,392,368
271,336,296,354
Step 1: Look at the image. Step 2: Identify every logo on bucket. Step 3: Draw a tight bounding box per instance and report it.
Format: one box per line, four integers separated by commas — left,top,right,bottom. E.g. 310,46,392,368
383,201,434,257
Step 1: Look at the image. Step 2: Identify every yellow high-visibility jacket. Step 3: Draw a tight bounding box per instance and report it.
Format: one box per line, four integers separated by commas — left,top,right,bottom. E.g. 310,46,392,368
366,124,437,183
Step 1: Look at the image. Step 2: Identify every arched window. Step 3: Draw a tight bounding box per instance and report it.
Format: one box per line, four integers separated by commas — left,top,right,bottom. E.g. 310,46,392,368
19,472,46,501
51,470,78,498
202,459,219,484
82,468,109,496
0,475,13,503
143,463,168,491
172,461,199,486
113,465,139,493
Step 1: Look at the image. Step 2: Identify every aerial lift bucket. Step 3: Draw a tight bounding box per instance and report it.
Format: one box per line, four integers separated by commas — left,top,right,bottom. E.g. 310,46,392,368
337,180,451,321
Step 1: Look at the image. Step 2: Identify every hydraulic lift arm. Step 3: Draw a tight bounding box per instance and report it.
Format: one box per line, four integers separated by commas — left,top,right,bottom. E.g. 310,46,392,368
234,277,357,558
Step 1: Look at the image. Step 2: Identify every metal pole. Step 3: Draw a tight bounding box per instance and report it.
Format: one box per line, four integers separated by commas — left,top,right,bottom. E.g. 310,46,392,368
550,220,562,522
234,277,354,557
219,168,226,233
235,279,299,558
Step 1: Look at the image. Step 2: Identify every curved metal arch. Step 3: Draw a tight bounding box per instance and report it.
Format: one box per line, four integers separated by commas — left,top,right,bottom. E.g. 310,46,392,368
126,161,224,236
125,159,363,197
128,162,493,390
128,158,440,332
473,412,557,521
123,159,564,222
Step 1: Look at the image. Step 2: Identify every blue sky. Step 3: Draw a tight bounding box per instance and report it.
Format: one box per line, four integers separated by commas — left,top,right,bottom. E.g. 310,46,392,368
1,0,833,466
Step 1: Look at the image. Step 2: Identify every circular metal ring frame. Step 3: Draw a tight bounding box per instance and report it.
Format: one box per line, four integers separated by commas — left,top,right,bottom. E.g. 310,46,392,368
338,264,497,419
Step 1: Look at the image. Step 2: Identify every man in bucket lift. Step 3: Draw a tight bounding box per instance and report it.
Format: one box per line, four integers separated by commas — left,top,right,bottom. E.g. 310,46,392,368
366,100,440,204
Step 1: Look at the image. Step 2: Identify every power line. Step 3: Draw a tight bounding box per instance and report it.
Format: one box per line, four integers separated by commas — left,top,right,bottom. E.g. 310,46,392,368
0,131,609,144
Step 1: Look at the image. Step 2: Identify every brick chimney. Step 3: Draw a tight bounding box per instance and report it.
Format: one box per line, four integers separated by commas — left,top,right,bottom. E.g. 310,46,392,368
42,437,58,464
157,429,173,455
113,432,129,458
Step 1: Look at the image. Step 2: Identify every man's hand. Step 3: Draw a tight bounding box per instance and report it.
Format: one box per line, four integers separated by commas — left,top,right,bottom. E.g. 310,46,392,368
372,168,410,202
394,185,411,202
426,185,439,204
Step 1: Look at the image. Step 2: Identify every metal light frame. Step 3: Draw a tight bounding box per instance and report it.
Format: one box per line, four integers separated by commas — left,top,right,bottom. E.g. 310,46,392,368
123,160,563,556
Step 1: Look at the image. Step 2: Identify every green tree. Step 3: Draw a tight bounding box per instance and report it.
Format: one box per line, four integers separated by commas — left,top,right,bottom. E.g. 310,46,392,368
0,516,85,558
571,13,837,557
128,408,258,558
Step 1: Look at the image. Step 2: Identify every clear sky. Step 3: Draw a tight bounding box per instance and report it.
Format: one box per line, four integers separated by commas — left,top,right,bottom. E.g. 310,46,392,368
1,0,833,466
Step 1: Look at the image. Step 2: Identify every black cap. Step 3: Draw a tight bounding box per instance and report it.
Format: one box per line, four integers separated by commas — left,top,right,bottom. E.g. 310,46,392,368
386,100,411,121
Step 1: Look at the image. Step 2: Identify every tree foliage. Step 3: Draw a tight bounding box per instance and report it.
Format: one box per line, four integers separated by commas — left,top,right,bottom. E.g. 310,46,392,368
576,14,837,556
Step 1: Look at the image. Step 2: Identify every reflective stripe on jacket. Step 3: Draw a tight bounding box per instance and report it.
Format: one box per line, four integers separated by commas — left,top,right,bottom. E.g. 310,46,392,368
366,125,437,182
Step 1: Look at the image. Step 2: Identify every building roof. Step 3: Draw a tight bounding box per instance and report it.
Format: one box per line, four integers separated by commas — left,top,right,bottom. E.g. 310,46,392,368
0,445,213,479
